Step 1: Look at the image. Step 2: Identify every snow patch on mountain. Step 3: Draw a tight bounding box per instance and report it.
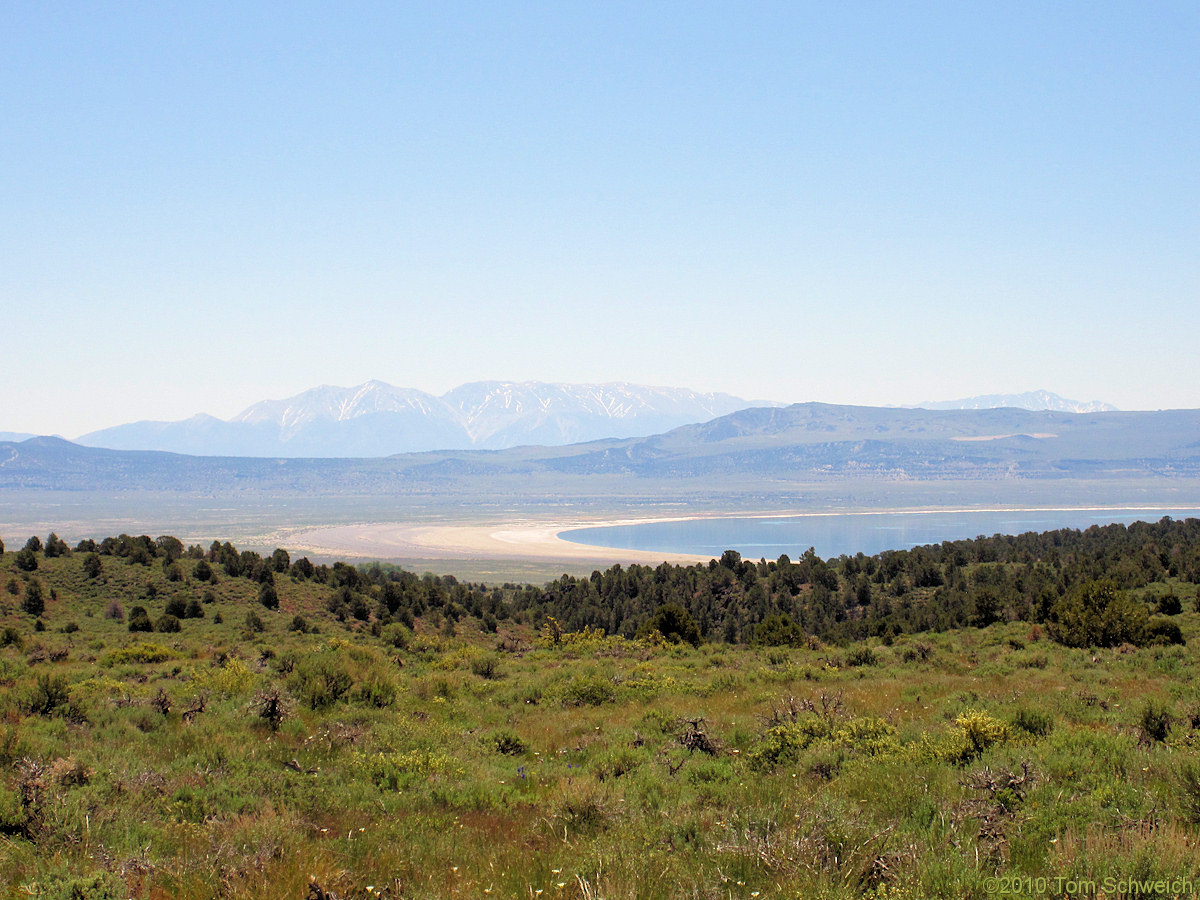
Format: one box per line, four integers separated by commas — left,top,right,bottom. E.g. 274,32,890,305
76,380,775,457
911,391,1117,414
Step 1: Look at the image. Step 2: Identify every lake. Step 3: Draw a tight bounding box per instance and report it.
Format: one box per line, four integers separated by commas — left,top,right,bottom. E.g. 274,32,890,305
559,508,1200,560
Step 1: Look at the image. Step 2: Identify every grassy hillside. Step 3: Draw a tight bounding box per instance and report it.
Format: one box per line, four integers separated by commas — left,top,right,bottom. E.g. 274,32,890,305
1,536,1199,898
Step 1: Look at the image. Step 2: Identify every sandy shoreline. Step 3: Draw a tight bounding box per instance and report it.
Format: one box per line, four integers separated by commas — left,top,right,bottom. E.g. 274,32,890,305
286,517,713,566
284,504,1195,567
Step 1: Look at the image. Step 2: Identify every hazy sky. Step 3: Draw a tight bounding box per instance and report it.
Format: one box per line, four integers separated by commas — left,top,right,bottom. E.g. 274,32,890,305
3,2,1197,436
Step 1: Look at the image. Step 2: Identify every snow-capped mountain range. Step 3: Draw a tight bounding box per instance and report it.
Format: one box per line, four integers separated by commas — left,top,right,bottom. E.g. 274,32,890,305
64,384,1119,459
76,381,769,457
910,390,1117,414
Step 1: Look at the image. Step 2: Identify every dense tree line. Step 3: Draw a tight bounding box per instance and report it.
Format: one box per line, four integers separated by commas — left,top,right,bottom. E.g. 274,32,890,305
3,517,1197,646
63,533,511,635
4,528,519,641
511,517,1200,645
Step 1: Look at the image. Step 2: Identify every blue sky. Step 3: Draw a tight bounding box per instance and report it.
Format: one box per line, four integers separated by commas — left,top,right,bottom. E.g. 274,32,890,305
2,2,1197,436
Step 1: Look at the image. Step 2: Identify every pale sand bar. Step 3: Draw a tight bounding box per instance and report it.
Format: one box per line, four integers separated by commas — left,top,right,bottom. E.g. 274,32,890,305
283,505,1194,569
286,517,713,567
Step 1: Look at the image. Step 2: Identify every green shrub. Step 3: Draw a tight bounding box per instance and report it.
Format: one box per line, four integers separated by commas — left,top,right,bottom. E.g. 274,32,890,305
15,547,38,572
380,622,411,648
259,582,279,609
0,784,24,834
1158,593,1183,616
154,613,181,633
1047,579,1148,648
686,756,735,786
900,641,934,662
489,730,527,755
288,646,393,709
28,672,70,715
469,652,502,679
845,645,879,667
103,641,179,665
192,657,257,696
21,578,44,616
559,673,615,706
641,709,679,735
1139,699,1173,743
1010,706,1054,739
128,609,153,633
351,668,397,708
365,750,461,791
555,784,609,832
39,872,127,900
950,710,1010,762
1145,618,1185,646
749,715,832,770
749,712,900,770
291,655,354,709
1176,758,1200,824
831,716,900,755
638,603,702,646
593,746,643,781
752,614,806,647
916,709,1011,764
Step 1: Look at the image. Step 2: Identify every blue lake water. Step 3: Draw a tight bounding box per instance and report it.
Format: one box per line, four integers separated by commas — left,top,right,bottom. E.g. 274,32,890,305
559,508,1200,560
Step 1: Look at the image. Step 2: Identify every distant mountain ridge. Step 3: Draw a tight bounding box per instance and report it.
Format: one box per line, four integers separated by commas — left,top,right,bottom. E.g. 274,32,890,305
76,380,767,457
5,402,1199,496
911,390,1117,414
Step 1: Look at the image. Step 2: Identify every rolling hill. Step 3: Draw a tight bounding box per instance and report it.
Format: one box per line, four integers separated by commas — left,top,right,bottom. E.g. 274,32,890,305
4,403,1199,496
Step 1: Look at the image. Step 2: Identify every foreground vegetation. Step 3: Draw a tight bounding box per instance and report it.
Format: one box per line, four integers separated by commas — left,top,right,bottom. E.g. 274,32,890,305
1,523,1199,898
